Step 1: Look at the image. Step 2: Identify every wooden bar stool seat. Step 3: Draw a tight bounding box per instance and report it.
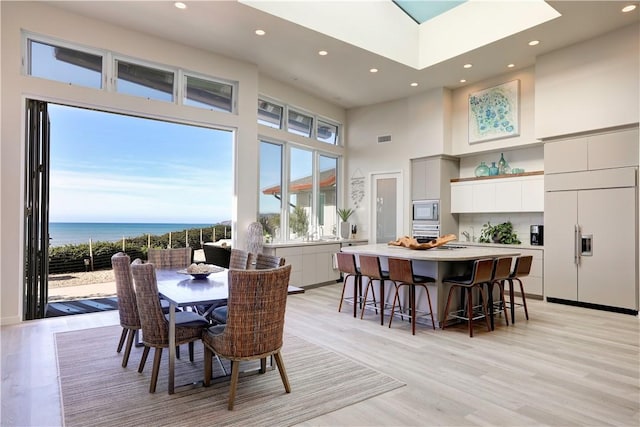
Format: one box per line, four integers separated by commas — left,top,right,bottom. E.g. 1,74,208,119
387,257,436,335
336,252,363,317
442,258,494,337
506,255,532,323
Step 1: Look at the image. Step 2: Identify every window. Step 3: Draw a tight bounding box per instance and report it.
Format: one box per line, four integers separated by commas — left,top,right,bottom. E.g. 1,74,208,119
287,109,313,138
259,140,340,242
184,75,234,112
317,119,339,145
258,99,283,129
259,142,283,241
27,39,102,89
116,60,174,102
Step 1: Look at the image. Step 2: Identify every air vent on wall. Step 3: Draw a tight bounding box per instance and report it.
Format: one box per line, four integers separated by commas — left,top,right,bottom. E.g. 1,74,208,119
377,134,392,144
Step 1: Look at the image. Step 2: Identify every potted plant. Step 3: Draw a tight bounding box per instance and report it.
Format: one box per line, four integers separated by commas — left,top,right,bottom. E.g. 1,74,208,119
478,221,521,244
337,208,354,239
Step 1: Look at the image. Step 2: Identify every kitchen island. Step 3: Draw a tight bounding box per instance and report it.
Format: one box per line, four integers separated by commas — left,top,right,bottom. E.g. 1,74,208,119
340,243,521,327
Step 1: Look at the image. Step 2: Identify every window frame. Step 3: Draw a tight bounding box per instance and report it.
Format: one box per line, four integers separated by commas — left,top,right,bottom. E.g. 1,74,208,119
181,70,237,113
113,56,176,102
258,97,285,129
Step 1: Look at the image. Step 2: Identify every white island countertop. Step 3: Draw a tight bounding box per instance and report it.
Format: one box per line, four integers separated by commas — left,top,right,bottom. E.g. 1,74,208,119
264,238,367,248
340,243,521,261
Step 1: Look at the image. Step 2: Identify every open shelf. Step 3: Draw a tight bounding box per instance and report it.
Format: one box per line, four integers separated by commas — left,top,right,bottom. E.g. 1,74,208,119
451,170,543,183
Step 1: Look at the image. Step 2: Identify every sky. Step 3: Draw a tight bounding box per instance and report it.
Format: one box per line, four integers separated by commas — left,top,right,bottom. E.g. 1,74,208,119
49,104,233,223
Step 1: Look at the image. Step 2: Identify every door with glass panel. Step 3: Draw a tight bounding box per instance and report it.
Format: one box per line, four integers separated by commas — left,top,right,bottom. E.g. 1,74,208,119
371,172,403,244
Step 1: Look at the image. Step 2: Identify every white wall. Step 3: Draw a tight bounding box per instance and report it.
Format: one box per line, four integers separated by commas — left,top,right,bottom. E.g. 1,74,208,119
450,67,538,156
535,24,640,139
0,2,345,325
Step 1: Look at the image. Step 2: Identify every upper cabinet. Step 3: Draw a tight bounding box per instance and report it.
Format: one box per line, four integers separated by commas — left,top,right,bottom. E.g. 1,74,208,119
544,128,638,174
411,155,459,201
451,173,544,213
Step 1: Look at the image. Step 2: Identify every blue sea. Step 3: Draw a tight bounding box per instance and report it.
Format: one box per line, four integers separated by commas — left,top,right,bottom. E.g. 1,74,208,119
49,222,219,247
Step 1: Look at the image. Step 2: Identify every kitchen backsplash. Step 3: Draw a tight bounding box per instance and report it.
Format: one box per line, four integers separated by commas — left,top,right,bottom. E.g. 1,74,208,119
457,212,543,245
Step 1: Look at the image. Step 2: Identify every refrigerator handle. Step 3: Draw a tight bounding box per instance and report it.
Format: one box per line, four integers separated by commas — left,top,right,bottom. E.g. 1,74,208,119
574,224,581,266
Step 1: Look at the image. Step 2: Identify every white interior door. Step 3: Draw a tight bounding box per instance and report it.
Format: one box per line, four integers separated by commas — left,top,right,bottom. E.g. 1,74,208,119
371,172,403,244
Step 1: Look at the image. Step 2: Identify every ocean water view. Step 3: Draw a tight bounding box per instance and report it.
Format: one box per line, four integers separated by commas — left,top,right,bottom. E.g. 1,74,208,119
49,222,218,247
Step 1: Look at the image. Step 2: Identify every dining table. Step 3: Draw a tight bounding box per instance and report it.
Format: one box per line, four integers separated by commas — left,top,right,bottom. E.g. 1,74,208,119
155,267,304,394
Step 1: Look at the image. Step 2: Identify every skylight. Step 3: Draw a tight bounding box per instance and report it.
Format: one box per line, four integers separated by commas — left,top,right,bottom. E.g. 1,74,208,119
393,0,466,24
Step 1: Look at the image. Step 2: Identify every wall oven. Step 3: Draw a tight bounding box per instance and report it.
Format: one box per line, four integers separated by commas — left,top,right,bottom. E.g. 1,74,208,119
412,199,439,222
412,222,440,243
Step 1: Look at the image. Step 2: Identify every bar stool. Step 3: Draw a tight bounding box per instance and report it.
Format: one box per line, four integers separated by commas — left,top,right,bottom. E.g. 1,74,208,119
336,252,363,317
442,258,494,337
506,255,532,323
484,257,511,330
387,257,436,335
359,255,395,326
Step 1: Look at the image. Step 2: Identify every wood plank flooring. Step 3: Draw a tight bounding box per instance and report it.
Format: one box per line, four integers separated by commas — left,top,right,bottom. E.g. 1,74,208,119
1,283,638,426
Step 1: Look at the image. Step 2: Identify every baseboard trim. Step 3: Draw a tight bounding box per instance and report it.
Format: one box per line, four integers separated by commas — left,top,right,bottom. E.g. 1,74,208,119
546,297,638,316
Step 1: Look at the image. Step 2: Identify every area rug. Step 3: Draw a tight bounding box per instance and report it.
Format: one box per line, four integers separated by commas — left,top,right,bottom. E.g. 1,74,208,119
55,326,404,426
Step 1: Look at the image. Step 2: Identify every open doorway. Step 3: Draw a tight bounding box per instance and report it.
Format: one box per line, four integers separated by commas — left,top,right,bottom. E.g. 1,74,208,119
24,100,234,319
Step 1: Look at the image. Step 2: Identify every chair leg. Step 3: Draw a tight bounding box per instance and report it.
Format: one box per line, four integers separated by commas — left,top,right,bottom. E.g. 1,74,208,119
409,285,416,335
150,347,162,393
516,278,530,320
122,328,136,368
138,346,150,373
260,357,267,374
273,351,291,393
507,278,516,324
466,288,474,337
497,280,509,326
388,284,401,329
360,278,378,319
476,285,492,333
176,345,180,360
117,328,127,353
442,284,456,330
188,342,195,362
203,345,212,387
338,273,349,312
422,285,436,330
228,360,240,410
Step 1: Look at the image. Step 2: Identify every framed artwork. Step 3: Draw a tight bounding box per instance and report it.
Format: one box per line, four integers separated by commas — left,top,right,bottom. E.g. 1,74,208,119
468,79,520,144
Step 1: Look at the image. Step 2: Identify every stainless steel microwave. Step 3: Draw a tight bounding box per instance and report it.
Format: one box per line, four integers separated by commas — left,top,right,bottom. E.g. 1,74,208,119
412,200,439,222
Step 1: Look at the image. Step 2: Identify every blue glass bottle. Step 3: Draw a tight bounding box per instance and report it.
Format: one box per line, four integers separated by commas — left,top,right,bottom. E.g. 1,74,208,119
489,162,499,176
474,161,490,177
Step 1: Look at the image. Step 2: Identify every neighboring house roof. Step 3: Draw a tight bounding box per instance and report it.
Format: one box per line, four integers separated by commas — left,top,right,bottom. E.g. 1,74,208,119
262,168,336,195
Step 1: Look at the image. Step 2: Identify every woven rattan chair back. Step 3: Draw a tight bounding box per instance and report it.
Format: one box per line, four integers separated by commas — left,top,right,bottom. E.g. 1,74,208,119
111,252,140,367
130,260,169,347
254,253,285,270
147,247,192,269
229,248,251,269
246,221,264,256
203,265,292,409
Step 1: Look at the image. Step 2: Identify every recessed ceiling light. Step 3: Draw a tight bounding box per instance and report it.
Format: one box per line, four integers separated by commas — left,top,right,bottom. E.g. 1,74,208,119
369,68,378,73
507,63,515,68
463,63,472,69
318,50,328,56
410,82,418,87
622,4,637,12
460,79,467,83
174,2,186,9
255,29,266,36
528,40,540,46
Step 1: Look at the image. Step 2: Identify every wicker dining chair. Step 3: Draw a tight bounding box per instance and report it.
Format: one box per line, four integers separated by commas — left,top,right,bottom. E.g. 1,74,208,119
111,252,141,368
203,265,292,410
147,247,192,269
130,260,210,393
229,248,252,270
254,253,285,269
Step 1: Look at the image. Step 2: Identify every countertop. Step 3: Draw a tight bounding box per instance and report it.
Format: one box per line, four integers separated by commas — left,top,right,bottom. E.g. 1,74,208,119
458,241,544,250
264,238,368,248
340,243,522,261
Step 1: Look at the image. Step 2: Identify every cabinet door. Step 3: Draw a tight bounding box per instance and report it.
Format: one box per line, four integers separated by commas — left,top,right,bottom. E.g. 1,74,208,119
544,138,588,174
521,177,544,212
423,158,441,200
544,191,578,300
472,182,495,212
578,187,637,309
494,181,521,212
588,128,639,170
451,183,473,213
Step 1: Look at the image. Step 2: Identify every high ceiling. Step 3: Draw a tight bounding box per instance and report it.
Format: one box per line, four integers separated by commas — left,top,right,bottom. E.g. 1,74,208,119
50,1,639,109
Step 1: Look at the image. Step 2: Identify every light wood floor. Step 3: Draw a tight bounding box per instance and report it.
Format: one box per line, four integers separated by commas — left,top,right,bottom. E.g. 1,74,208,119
1,283,639,426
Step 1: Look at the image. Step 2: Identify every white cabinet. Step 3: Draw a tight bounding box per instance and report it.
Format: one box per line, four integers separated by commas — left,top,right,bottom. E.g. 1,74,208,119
411,157,444,201
514,248,544,297
450,174,544,213
264,243,340,286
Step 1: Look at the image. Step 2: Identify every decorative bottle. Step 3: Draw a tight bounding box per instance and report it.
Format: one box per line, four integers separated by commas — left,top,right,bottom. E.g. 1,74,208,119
474,161,490,177
489,162,499,176
498,153,507,175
